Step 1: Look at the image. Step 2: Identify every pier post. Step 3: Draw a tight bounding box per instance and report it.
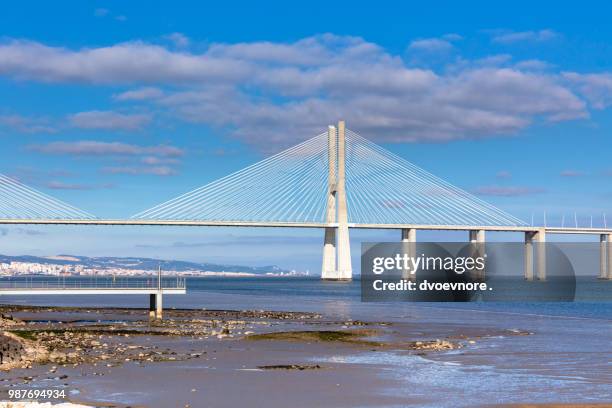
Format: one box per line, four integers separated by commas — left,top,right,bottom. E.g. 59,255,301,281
524,232,534,281
600,234,607,279
401,228,416,280
535,229,546,281
469,230,486,281
149,294,156,319
155,291,163,320
335,120,352,280
322,125,338,279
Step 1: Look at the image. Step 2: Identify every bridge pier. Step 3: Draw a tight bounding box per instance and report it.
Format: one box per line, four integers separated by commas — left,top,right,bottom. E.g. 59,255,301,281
401,228,416,280
469,230,485,281
600,234,607,279
469,230,485,243
608,233,612,280
524,232,534,281
322,121,352,281
336,121,352,280
322,125,338,279
524,229,546,281
536,229,547,281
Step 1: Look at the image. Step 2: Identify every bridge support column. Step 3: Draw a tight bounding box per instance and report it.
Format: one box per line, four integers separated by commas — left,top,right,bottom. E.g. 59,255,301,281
524,232,534,281
608,234,612,280
535,229,546,281
322,121,351,281
335,121,352,280
469,230,485,281
322,125,338,279
600,234,607,279
401,229,416,280
469,230,485,243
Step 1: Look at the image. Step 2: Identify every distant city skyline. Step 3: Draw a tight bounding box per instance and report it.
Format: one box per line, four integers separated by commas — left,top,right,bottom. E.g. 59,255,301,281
1,1,612,271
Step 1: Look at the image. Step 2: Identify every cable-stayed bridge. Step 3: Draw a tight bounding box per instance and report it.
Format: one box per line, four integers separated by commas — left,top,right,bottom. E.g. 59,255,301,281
0,121,611,282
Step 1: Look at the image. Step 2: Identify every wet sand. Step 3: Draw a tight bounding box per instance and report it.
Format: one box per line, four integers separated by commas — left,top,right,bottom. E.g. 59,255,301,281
0,305,609,407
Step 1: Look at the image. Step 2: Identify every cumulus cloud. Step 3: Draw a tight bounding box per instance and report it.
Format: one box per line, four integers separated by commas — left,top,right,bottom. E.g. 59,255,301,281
0,34,597,146
473,186,546,197
114,87,164,101
69,110,151,130
46,181,114,190
492,29,560,44
27,141,184,157
563,72,612,109
164,33,190,48
101,166,178,176
408,38,454,52
140,156,179,165
0,114,56,133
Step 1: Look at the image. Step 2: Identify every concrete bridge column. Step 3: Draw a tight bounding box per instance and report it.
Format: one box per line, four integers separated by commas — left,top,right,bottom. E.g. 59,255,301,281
469,230,485,281
335,120,352,280
535,229,547,281
322,125,337,279
608,233,612,280
401,228,416,280
524,232,535,281
600,234,607,279
469,230,485,243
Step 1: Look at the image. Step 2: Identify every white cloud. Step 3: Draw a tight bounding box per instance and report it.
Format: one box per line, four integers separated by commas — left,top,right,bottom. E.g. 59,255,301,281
69,110,151,130
442,33,463,41
101,166,177,176
564,72,612,109
0,39,250,84
164,33,190,48
408,38,454,52
46,181,113,190
114,87,164,101
0,34,596,146
0,114,56,133
514,59,551,71
492,29,559,44
474,186,546,197
28,141,184,157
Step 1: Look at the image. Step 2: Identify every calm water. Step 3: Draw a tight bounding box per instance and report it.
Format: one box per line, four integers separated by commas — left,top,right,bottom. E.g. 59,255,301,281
1,276,611,407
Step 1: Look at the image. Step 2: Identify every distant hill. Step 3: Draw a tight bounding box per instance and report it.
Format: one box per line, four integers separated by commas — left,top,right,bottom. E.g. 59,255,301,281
0,254,289,275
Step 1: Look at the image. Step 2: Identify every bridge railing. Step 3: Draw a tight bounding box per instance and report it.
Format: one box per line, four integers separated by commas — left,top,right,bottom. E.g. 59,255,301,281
0,276,186,290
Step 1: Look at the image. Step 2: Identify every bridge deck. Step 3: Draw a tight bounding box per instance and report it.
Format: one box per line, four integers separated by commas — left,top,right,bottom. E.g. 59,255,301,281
0,218,610,234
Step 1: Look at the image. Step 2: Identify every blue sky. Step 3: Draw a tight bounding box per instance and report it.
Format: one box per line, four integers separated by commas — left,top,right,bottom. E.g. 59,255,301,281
0,0,611,272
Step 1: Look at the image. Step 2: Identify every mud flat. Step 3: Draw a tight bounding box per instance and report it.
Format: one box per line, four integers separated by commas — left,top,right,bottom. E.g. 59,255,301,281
0,304,533,408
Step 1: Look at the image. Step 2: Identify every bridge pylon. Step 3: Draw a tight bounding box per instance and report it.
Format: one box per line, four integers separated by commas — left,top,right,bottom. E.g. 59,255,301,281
322,121,352,280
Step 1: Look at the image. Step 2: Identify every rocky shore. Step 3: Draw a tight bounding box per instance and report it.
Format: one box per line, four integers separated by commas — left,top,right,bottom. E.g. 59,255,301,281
0,304,538,407
0,304,478,375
